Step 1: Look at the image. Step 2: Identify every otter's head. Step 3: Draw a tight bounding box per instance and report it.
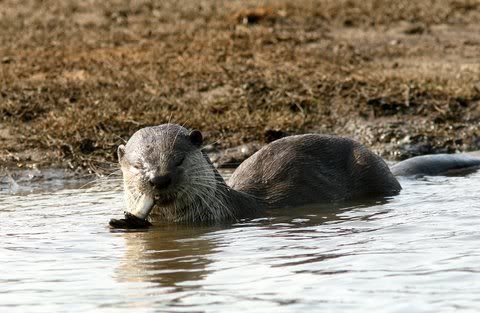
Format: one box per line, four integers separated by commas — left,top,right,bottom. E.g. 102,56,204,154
118,124,215,222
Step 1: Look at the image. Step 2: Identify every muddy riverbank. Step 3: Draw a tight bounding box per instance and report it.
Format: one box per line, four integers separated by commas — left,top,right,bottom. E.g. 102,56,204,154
1,0,480,173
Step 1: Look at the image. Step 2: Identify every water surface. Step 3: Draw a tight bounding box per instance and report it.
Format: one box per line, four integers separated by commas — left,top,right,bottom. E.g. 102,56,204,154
1,170,480,312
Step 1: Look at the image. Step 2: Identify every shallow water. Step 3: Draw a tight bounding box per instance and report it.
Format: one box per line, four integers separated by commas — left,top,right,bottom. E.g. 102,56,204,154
1,170,480,313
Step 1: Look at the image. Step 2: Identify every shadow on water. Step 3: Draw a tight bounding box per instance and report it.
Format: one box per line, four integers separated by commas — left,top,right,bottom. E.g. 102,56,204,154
114,196,395,287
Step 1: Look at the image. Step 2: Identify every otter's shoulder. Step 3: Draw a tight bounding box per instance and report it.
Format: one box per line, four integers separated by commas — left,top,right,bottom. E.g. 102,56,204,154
228,133,400,203
231,134,356,175
257,133,359,155
230,133,371,174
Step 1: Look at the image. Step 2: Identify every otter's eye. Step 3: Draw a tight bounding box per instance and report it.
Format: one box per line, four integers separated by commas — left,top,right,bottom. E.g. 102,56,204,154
175,156,185,166
132,161,143,170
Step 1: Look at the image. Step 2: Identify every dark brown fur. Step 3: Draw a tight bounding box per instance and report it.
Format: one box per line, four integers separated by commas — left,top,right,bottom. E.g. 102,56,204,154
229,134,401,210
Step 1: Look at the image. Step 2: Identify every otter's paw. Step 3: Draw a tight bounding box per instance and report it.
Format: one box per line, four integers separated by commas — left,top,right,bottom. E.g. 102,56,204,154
109,212,152,229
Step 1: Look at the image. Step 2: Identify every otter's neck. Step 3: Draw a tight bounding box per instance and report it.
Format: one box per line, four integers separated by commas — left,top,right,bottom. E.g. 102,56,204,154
148,158,263,224
210,166,264,221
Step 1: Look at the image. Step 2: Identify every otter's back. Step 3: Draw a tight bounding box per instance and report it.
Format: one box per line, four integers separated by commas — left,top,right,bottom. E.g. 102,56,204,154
228,134,401,209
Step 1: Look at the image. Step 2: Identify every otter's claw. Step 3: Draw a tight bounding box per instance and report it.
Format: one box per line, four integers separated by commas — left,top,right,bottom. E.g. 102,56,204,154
109,211,152,229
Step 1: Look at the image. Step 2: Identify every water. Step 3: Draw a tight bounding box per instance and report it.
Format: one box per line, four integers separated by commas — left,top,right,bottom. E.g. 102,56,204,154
1,169,480,313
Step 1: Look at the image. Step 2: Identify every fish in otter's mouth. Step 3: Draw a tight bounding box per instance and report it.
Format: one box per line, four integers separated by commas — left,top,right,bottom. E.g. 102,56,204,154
109,191,182,229
109,192,153,229
109,211,152,229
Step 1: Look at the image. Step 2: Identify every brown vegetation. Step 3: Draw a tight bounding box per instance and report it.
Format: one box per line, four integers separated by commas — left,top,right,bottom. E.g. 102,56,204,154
1,0,480,172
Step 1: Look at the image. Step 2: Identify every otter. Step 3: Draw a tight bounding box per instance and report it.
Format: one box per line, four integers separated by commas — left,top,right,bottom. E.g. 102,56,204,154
109,124,480,228
112,124,259,228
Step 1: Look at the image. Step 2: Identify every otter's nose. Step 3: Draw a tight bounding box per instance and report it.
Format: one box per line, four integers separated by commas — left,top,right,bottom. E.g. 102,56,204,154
149,175,172,189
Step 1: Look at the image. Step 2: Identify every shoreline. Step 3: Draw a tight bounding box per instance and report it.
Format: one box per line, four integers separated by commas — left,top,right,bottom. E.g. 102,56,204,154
2,133,480,175
1,1,480,173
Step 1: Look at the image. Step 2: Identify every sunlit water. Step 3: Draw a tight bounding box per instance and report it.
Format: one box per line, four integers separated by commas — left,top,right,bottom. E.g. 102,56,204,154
1,169,480,313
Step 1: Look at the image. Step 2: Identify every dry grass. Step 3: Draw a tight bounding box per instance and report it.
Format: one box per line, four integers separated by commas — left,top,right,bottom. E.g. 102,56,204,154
1,0,480,172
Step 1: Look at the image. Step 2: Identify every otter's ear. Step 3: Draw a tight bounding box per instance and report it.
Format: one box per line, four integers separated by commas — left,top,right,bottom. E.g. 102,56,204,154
189,130,203,148
117,145,126,161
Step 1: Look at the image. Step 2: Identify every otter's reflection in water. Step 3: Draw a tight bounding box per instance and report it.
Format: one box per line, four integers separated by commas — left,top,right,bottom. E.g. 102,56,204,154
116,225,222,288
